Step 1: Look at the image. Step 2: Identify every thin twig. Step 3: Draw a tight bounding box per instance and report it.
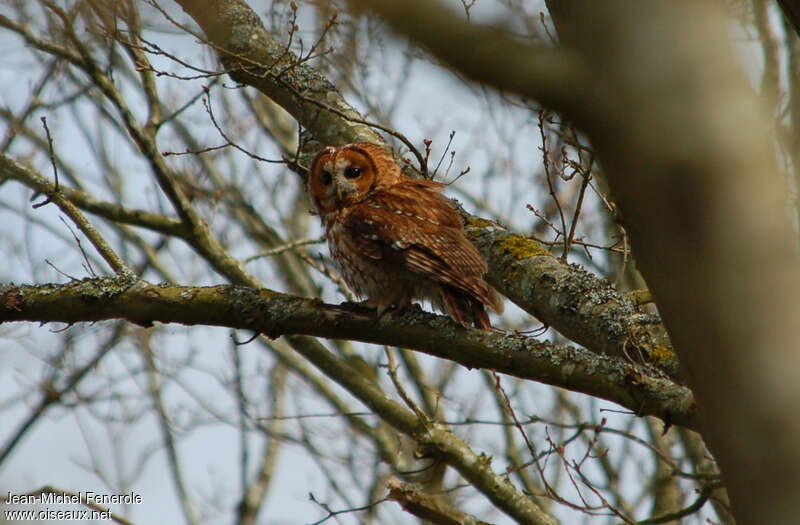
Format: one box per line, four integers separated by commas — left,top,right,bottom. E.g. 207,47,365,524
563,171,592,259
244,236,325,263
30,119,134,277
308,492,387,525
202,87,285,163
538,109,568,258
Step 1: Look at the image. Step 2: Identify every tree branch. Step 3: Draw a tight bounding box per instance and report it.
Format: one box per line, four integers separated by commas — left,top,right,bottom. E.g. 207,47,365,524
0,279,697,431
465,217,677,375
386,476,491,525
345,0,592,118
777,0,800,36
0,153,188,237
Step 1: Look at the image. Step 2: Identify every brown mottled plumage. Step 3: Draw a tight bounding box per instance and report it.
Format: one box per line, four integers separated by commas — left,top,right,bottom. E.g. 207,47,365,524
308,142,503,329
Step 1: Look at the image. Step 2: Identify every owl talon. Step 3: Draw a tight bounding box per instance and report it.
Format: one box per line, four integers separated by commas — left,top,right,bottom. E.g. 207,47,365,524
338,300,375,313
375,303,396,318
376,302,422,319
338,300,392,316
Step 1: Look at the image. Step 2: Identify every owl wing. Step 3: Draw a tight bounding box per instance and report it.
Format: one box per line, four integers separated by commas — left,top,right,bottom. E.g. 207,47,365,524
344,180,492,304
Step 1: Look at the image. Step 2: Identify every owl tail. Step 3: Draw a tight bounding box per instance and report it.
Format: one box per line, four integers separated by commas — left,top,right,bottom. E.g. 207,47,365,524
440,286,499,330
486,285,505,315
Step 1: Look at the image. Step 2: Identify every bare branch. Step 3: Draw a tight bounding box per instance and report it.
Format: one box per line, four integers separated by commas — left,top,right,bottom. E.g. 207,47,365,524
0,279,697,430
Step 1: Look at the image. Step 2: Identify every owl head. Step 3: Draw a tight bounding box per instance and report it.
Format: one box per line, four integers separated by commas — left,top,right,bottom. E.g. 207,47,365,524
309,142,401,215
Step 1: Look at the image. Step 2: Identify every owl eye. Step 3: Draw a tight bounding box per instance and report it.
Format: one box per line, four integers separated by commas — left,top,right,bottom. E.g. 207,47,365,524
344,167,361,179
321,170,332,186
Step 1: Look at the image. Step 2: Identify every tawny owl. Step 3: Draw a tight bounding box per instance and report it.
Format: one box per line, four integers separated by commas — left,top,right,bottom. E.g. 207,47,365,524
308,142,503,329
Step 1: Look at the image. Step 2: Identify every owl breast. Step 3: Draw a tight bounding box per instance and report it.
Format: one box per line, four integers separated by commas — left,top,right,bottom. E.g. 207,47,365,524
325,208,438,307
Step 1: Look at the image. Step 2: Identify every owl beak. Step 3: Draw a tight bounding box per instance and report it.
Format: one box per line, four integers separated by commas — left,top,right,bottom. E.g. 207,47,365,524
336,186,344,201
